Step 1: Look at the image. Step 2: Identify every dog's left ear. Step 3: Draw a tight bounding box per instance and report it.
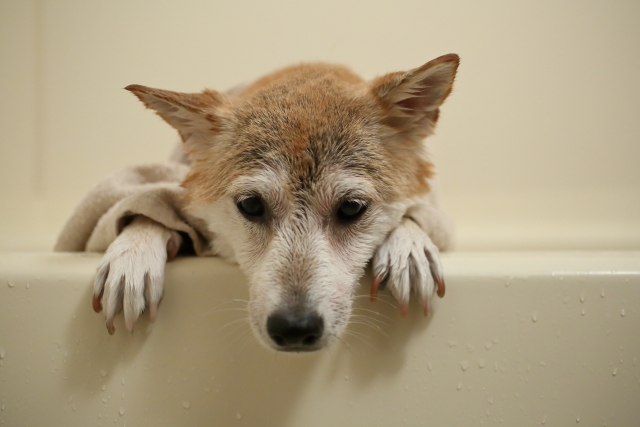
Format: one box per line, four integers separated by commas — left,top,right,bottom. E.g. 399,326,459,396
125,85,227,146
370,54,459,140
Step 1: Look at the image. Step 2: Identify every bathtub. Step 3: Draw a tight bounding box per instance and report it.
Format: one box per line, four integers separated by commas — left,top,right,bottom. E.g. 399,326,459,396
2,1,640,425
1,250,638,426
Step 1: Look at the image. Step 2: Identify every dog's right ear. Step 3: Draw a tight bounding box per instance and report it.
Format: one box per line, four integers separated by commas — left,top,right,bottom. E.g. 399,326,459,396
125,85,227,144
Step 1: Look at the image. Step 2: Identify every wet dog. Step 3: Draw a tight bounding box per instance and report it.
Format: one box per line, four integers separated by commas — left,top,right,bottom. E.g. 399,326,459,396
93,54,458,352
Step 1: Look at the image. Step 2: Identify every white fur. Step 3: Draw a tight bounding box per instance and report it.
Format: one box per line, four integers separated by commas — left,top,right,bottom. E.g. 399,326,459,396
95,57,458,347
94,173,451,345
94,216,181,333
373,217,444,315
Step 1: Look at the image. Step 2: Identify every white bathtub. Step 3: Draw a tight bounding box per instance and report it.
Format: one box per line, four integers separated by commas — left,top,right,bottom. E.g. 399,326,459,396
1,250,638,426
2,1,640,425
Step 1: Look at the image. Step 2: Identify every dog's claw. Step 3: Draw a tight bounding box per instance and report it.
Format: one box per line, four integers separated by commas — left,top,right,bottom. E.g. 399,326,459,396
436,277,446,298
92,293,103,313
400,302,409,318
106,319,115,335
370,273,385,302
149,302,158,322
423,298,432,317
166,232,180,262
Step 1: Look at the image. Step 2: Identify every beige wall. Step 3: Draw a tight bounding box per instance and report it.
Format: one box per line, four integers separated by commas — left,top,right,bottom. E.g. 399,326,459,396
1,0,639,250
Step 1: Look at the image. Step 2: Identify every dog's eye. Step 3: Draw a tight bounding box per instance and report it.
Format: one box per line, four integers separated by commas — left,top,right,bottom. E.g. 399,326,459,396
337,200,367,222
237,196,265,218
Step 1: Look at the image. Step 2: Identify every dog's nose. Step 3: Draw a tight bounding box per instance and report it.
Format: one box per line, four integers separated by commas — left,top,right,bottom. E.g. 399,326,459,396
267,311,324,350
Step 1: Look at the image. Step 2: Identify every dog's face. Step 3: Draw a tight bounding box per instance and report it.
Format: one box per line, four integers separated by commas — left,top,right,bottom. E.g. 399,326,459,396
127,55,458,351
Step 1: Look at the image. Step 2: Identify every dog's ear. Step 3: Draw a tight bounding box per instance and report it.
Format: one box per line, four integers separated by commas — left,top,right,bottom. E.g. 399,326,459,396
125,85,226,144
370,54,459,140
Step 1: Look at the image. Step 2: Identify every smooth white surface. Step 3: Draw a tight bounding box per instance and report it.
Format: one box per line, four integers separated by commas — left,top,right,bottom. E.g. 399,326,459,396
1,252,639,426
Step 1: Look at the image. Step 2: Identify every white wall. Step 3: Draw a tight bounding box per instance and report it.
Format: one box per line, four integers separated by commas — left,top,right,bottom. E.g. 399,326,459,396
1,0,639,250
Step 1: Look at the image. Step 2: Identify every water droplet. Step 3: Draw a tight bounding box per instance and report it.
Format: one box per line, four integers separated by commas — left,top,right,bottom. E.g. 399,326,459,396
404,385,409,391
488,397,493,405
345,375,349,381
478,359,486,368
121,377,125,386
102,397,108,403
1,403,5,411
119,408,125,416
182,401,191,409
0,348,5,359
542,415,547,424
613,368,617,376
427,362,432,371
577,415,580,422
532,312,538,322
467,343,475,352
621,309,625,317
486,408,490,416
204,386,211,392
460,360,470,371
505,276,513,287
601,289,605,298
580,293,585,303
494,362,498,372
100,369,108,377
102,385,106,391
121,392,125,399
236,412,242,420
492,337,499,344
581,308,586,316
485,342,493,350
26,283,30,289
7,281,15,288
448,340,458,347
539,361,547,367
457,382,462,390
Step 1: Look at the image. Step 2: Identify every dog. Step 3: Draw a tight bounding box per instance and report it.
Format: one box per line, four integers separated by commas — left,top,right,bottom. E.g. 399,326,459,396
92,54,458,352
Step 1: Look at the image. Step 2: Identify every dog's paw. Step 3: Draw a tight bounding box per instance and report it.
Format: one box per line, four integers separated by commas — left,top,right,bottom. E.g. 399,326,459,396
92,216,181,334
372,218,445,317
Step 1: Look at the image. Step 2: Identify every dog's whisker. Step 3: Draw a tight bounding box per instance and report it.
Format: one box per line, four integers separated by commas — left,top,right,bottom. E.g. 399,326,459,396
218,320,251,342
333,335,352,355
348,320,388,337
342,330,378,351
197,299,249,321
352,294,399,309
348,313,389,327
222,327,253,353
349,309,394,324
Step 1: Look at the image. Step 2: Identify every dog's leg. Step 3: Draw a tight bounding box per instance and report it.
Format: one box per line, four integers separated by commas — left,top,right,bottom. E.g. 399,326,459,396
92,216,182,334
372,203,451,317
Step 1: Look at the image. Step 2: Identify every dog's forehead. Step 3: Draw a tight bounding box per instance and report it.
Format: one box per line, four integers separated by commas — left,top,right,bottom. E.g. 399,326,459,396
232,82,387,197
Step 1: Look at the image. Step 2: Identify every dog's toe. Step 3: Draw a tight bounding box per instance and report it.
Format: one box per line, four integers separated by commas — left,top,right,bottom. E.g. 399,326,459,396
373,218,445,316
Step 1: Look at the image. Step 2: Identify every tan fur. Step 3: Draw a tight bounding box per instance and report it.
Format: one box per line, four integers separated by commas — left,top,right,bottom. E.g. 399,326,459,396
120,56,459,349
128,57,457,213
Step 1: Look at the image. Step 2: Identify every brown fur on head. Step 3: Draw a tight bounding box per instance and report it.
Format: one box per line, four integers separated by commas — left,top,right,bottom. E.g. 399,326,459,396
126,54,458,207
125,54,458,351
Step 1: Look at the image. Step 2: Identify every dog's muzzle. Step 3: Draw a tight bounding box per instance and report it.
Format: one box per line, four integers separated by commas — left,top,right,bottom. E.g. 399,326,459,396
266,310,324,352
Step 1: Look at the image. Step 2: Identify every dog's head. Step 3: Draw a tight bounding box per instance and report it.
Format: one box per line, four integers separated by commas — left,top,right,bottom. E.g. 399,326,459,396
127,54,458,351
